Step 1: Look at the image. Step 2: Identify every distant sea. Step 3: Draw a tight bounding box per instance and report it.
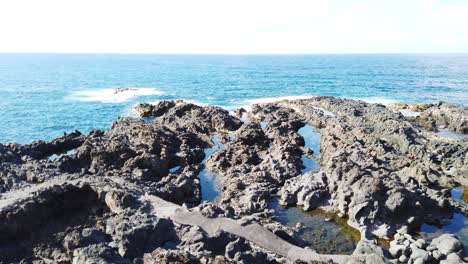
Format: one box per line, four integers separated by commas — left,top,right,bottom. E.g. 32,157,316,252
0,53,467,144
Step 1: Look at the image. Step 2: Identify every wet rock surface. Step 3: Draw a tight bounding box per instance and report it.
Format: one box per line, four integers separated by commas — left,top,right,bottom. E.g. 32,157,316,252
0,98,466,263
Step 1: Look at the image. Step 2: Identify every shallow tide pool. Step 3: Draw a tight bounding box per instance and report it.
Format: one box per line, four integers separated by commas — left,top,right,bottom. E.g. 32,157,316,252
419,213,468,254
436,126,467,141
297,125,321,173
418,188,468,254
48,149,77,161
269,200,360,254
199,134,223,202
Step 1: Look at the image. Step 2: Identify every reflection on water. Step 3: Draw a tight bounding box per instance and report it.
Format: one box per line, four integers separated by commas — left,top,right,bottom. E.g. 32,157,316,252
199,134,223,202
169,166,180,173
298,125,320,156
452,187,468,206
142,116,156,123
269,200,360,254
162,240,178,250
48,149,77,161
298,125,321,174
202,134,222,163
419,213,468,254
301,157,320,174
437,126,467,140
419,188,468,254
199,169,222,202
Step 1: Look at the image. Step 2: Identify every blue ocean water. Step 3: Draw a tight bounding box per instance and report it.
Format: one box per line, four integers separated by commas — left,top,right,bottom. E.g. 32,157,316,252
1,53,467,144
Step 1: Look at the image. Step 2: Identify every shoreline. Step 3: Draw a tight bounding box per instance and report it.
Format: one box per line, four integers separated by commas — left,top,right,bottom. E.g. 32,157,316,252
0,96,467,263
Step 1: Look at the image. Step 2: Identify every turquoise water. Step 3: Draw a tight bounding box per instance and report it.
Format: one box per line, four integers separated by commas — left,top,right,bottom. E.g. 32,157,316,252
1,54,468,144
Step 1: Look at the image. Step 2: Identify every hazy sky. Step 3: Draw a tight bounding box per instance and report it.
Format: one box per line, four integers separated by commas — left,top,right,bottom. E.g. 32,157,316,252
0,0,467,54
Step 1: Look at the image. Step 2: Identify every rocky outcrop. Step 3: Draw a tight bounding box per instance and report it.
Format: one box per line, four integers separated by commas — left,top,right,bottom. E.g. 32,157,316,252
135,101,176,117
0,98,466,263
249,97,467,258
414,102,467,134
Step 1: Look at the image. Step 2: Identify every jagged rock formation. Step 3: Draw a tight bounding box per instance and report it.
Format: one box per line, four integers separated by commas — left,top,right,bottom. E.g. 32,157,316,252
389,102,468,134
0,97,466,264
416,103,467,134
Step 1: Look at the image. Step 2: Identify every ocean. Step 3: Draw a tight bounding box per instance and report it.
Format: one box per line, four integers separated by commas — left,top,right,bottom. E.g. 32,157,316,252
0,53,467,144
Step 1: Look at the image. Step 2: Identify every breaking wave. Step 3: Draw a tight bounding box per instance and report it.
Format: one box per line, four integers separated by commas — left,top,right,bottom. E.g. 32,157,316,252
68,87,164,103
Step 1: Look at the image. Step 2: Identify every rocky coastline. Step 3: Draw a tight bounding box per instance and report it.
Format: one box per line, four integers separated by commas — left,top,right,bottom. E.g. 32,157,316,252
0,97,467,264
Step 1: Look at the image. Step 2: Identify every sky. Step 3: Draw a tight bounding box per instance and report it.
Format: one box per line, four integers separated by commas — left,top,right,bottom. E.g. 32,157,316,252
0,0,467,54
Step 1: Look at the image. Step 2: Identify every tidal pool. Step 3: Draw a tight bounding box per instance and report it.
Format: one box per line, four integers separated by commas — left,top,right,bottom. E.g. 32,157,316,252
169,166,180,173
142,116,156,123
451,187,468,206
269,200,360,254
419,213,468,254
199,134,223,202
48,149,77,161
199,168,222,202
418,188,468,254
297,125,321,173
436,126,467,140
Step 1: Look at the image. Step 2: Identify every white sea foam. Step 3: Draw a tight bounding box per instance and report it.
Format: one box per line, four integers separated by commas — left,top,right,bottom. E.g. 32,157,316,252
69,87,164,103
123,104,140,117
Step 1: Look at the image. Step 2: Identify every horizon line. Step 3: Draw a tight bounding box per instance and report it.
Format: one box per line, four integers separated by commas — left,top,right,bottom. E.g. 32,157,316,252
1,52,468,56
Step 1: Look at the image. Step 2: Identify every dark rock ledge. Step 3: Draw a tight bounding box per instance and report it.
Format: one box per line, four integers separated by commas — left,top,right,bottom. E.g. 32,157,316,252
0,97,466,264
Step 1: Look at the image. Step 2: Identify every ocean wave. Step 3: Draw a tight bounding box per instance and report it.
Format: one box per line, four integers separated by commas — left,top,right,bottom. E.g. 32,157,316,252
68,87,164,103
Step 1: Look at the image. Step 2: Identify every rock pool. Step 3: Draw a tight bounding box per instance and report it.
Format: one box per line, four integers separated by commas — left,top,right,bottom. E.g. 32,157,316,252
297,125,321,173
48,149,77,161
269,200,360,254
419,213,468,255
199,134,223,202
437,126,467,140
418,188,468,254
